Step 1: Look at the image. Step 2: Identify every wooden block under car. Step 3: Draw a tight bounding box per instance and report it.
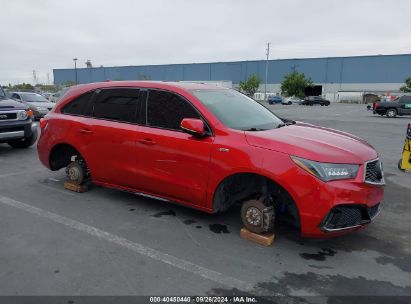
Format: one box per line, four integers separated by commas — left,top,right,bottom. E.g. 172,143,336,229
240,227,275,246
64,181,88,193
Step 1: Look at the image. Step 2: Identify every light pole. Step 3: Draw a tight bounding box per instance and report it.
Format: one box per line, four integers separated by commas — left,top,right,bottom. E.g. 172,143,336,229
264,43,270,101
73,58,78,84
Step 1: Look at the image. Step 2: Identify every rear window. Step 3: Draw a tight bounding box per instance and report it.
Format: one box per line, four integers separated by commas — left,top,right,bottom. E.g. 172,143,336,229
91,88,141,123
62,92,93,116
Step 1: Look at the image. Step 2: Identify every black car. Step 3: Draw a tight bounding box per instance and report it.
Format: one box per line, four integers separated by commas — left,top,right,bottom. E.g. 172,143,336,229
303,96,330,106
0,87,38,148
373,95,411,118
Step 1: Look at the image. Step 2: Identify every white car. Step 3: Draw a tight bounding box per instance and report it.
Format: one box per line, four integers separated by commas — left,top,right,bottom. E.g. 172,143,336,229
282,96,303,105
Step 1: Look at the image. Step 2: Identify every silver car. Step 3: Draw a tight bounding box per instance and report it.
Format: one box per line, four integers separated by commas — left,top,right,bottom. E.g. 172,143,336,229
11,92,55,119
282,96,303,105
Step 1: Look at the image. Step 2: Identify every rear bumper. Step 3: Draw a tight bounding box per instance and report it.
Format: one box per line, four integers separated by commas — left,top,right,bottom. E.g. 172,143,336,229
373,109,386,115
0,120,34,143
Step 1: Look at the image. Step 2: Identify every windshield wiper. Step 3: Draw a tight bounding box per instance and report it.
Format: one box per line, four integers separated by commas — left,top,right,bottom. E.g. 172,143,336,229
244,127,268,131
277,121,296,128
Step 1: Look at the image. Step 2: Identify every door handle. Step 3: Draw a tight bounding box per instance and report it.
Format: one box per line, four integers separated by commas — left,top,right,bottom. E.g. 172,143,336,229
138,138,156,145
79,128,93,135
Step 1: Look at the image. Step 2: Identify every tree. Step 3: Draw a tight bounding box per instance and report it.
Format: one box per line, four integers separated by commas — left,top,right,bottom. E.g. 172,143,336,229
280,72,313,98
63,80,77,87
12,83,34,91
400,77,411,93
239,74,261,97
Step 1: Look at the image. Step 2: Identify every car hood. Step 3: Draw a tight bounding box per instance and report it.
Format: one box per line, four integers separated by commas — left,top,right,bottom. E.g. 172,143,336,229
0,98,28,110
245,122,377,164
25,101,55,108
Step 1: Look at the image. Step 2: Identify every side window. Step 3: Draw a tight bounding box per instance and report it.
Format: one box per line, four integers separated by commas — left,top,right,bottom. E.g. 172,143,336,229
92,88,140,123
62,92,93,116
400,96,411,104
147,90,200,131
12,93,21,100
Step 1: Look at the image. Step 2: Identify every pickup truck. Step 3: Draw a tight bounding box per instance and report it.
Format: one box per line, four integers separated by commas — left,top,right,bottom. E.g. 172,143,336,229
373,95,411,118
0,86,38,148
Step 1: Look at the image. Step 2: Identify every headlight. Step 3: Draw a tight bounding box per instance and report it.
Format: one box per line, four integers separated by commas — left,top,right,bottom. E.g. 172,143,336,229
291,156,359,181
17,110,28,120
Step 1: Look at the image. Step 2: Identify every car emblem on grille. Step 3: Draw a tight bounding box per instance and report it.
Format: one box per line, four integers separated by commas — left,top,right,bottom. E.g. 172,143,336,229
0,114,7,119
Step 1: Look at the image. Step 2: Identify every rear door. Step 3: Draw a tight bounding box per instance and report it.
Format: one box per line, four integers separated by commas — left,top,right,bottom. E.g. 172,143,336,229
135,89,213,207
80,88,143,188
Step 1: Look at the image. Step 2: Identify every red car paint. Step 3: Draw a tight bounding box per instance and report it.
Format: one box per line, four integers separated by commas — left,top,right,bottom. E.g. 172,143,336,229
37,81,384,237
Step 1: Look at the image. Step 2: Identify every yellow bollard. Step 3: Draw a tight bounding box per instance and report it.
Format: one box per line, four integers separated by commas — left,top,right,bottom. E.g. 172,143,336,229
398,123,411,172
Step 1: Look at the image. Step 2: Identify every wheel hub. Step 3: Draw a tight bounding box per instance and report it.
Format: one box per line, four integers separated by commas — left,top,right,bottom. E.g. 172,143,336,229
245,207,262,227
67,166,80,181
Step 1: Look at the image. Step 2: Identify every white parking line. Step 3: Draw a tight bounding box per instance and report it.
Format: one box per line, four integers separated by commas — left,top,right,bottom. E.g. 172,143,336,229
0,194,287,299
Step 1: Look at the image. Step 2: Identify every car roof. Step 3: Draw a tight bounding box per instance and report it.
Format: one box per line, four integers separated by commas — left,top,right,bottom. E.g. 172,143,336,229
72,81,228,92
12,92,40,94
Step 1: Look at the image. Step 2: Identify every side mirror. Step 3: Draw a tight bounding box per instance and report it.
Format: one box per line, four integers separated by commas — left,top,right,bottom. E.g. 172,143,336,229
180,118,207,137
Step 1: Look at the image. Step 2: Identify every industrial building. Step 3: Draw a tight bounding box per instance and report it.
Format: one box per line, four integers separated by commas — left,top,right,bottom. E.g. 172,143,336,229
53,54,411,101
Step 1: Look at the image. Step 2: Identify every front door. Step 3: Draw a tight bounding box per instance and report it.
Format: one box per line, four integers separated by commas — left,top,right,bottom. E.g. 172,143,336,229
135,89,213,208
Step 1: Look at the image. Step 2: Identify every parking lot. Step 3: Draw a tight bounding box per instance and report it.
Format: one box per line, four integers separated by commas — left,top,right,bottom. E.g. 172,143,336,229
0,103,410,301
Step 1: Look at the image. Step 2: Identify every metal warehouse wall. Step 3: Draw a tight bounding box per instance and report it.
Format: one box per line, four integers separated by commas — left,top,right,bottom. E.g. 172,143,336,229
53,54,411,86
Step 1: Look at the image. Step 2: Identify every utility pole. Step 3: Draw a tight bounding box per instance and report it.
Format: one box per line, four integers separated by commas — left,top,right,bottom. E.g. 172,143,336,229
264,42,270,101
73,58,78,84
32,70,37,85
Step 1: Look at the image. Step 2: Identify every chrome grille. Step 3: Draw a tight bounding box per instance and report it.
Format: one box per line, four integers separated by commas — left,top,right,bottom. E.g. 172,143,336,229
364,159,384,185
0,112,17,120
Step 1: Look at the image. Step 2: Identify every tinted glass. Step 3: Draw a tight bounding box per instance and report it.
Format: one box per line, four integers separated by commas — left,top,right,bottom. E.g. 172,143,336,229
93,89,140,123
20,93,48,102
0,87,5,98
147,90,200,130
62,92,93,116
400,96,411,104
192,89,283,130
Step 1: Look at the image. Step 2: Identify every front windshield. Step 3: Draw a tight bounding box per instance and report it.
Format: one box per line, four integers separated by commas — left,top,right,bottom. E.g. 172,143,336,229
20,93,48,102
0,87,6,99
192,89,283,130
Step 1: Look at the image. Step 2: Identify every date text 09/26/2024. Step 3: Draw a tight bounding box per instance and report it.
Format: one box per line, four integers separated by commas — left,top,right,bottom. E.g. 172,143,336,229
149,296,258,303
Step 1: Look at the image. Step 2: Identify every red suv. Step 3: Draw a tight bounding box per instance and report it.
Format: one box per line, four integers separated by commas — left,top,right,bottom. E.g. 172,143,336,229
37,81,384,238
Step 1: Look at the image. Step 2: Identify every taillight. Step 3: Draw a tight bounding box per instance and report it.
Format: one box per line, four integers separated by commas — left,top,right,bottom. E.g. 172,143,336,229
39,118,47,129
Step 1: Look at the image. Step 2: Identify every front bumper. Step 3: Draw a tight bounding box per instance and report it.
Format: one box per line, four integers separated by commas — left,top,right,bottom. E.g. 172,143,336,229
320,203,381,232
0,119,34,143
297,176,384,237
